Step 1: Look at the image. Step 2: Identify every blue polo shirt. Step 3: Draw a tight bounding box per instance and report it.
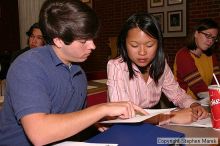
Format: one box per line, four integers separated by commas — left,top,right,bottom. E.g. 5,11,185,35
0,45,88,146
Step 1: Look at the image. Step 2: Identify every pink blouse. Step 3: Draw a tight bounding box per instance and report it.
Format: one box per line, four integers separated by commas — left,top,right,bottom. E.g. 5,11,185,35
107,57,196,108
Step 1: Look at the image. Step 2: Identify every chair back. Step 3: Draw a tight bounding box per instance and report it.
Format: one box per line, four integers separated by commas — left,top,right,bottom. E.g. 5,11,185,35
0,79,6,96
108,37,118,59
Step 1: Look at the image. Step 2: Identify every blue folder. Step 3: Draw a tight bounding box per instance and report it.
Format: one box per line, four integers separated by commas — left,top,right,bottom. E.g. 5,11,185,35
87,123,185,146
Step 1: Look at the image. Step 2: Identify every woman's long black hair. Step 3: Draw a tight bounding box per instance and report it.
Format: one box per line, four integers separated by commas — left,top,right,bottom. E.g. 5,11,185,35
117,12,165,84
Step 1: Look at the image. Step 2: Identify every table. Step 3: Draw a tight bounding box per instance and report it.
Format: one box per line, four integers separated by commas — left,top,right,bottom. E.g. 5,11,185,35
87,79,107,95
162,125,220,138
161,125,220,146
86,110,219,146
87,79,107,107
144,109,219,146
87,123,185,146
86,123,219,146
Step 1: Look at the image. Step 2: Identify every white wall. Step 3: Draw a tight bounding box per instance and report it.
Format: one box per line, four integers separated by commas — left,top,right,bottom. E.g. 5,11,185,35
18,0,46,49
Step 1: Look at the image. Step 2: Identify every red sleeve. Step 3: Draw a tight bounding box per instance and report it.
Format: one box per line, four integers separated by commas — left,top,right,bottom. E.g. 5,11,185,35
175,48,208,95
212,54,220,84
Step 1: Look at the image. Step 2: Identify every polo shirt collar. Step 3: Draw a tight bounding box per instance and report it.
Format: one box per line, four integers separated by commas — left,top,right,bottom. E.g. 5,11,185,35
48,45,82,74
48,45,63,66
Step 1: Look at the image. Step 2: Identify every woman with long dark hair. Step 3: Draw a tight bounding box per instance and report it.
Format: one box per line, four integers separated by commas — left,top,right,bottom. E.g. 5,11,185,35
107,12,208,124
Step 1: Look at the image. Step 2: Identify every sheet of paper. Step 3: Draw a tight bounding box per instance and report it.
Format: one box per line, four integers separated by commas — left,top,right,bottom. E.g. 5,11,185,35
53,141,118,146
197,91,209,99
87,85,98,90
199,97,210,106
92,79,107,84
144,108,176,115
99,108,176,124
169,117,212,128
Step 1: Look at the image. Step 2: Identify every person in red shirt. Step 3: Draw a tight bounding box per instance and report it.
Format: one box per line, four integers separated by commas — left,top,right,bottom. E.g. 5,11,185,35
174,18,220,99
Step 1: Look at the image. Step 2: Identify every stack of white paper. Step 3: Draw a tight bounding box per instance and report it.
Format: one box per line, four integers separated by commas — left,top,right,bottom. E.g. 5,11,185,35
169,117,212,128
53,141,118,146
199,97,210,106
99,108,176,124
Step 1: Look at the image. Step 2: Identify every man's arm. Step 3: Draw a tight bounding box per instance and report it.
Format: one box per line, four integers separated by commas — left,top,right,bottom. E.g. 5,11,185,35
21,101,147,146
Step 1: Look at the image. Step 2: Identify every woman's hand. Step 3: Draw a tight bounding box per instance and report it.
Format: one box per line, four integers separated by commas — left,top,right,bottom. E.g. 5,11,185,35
170,108,199,124
190,102,209,120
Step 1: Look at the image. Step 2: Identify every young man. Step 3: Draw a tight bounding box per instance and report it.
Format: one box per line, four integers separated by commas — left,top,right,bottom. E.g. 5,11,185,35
0,0,147,145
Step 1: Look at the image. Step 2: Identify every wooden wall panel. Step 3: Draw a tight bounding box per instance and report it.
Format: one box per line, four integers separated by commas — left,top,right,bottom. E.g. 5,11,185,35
0,0,20,79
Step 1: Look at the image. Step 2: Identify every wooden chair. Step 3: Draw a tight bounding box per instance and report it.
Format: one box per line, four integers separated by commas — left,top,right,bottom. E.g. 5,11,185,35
108,37,118,59
0,79,6,96
86,71,107,81
86,91,107,107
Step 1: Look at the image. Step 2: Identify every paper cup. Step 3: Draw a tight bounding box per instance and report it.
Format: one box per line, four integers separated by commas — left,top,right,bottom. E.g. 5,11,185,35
208,85,220,130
